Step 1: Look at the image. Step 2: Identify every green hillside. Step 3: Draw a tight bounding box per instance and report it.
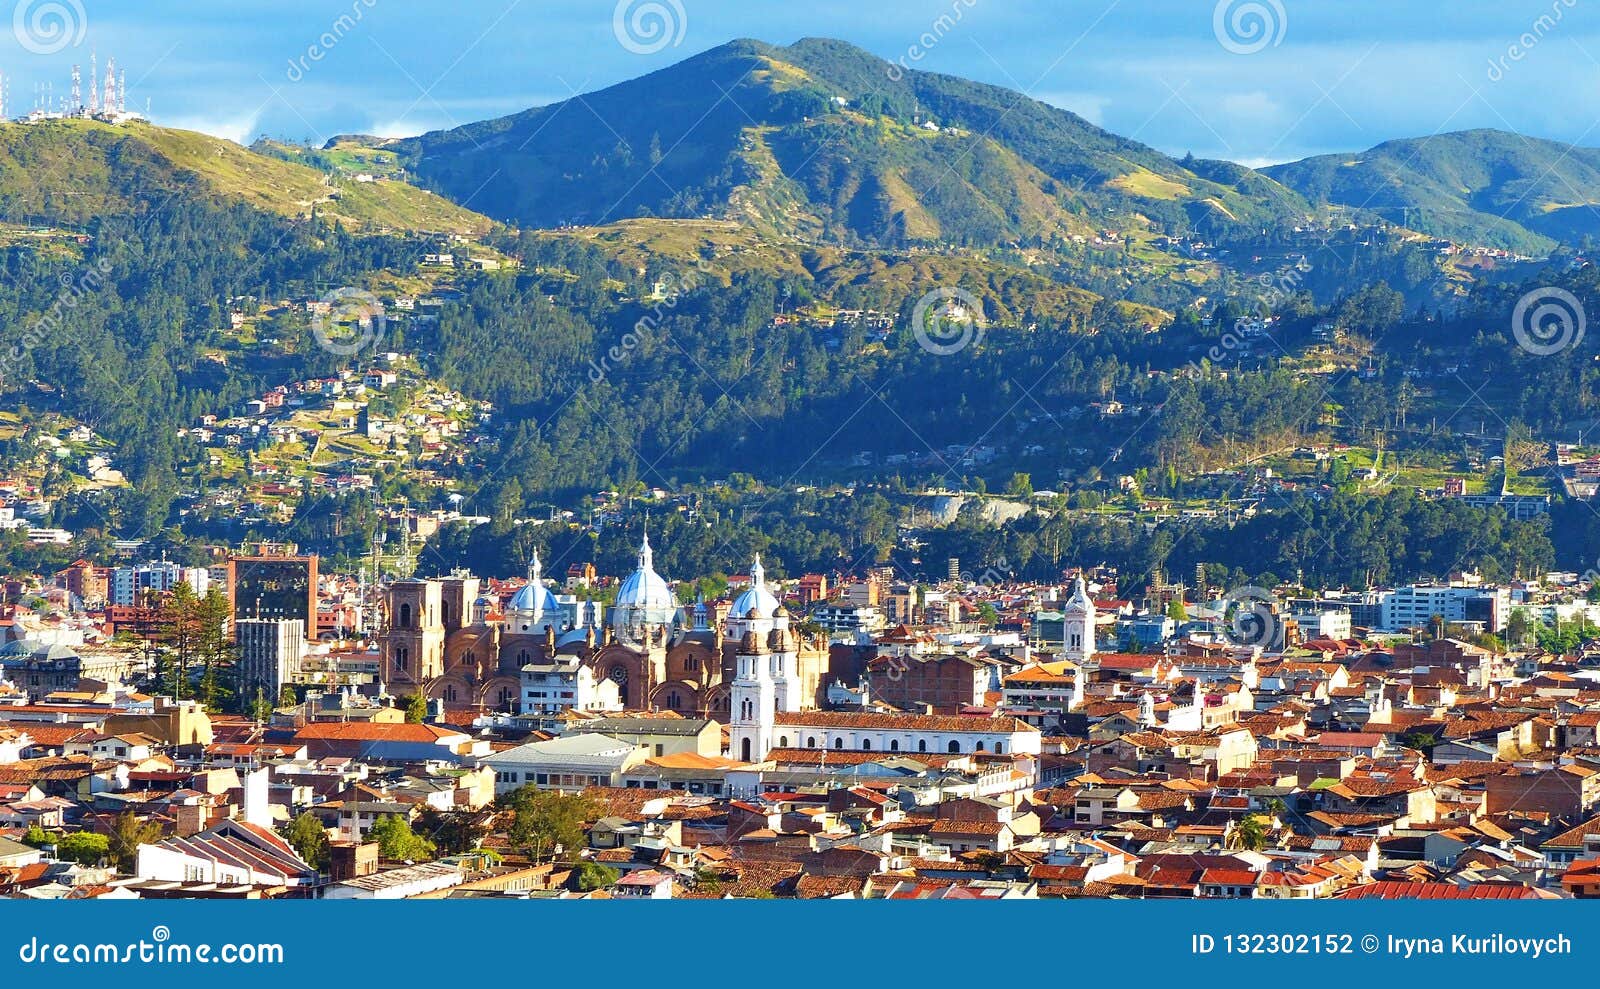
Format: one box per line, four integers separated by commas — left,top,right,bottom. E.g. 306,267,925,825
0,118,493,235
1265,129,1600,253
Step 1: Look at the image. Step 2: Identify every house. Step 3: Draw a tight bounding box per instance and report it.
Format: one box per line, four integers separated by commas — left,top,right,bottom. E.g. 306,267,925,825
612,868,674,898
135,819,318,888
289,722,484,764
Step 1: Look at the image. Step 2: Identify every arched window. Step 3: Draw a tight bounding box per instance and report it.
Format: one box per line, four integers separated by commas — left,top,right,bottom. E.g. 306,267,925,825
395,646,408,671
861,739,872,751
976,741,986,752
741,738,752,762
890,740,900,752
995,742,1004,754
667,690,681,709
399,602,412,628
918,739,928,753
948,740,961,753
833,737,844,750
778,735,789,748
806,736,817,749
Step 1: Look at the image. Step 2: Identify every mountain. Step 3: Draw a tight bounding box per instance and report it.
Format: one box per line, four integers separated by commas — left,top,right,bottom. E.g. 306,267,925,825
389,37,1315,247
1265,129,1600,253
0,118,493,235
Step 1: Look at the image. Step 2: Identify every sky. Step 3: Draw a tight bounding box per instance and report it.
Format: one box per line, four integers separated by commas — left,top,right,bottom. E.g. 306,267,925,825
0,0,1597,165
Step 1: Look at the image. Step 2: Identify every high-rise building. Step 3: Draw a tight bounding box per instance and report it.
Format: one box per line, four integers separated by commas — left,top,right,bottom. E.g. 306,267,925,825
228,553,318,632
236,618,307,703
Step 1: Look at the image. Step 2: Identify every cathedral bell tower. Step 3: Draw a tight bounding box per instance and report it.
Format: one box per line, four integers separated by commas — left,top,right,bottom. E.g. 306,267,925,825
728,616,775,764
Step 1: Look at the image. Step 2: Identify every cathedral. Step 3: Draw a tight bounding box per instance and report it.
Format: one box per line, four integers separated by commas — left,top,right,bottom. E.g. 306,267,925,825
379,536,832,719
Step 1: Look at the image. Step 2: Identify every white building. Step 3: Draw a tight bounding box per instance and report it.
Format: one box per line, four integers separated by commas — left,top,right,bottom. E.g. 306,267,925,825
480,733,647,795
1378,584,1509,633
111,561,209,606
235,617,306,703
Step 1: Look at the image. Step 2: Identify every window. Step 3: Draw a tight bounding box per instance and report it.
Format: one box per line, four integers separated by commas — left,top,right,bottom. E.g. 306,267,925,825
861,739,872,751
833,737,844,750
395,646,408,671
778,736,789,748
948,740,961,753
976,741,985,752
806,736,817,749
995,742,1004,754
741,738,752,762
918,739,928,753
890,740,900,752
399,602,413,628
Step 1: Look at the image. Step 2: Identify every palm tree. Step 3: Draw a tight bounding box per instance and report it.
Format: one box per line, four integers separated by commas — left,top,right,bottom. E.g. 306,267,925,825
1227,813,1271,852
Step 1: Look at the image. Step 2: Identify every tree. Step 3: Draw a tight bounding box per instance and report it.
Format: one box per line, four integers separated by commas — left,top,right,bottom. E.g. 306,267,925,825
56,831,110,866
108,812,164,873
1004,472,1033,500
21,823,49,847
285,811,331,870
504,787,600,862
414,808,488,856
1227,813,1271,852
1166,597,1188,622
403,692,429,724
369,813,435,862
571,860,620,892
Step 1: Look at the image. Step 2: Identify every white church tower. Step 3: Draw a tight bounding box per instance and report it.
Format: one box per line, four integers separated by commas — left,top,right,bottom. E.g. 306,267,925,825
1064,575,1097,708
1063,575,1097,663
729,624,775,764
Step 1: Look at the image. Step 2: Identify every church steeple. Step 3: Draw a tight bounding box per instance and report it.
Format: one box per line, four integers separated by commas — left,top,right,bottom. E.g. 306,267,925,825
1063,574,1096,666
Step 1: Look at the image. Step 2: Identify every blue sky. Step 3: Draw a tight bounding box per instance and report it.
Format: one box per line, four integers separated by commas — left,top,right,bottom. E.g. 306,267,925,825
1,0,1597,164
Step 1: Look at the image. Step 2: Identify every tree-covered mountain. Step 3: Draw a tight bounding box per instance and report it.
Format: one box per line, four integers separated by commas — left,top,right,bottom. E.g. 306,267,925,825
389,37,1316,248
1265,129,1600,253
